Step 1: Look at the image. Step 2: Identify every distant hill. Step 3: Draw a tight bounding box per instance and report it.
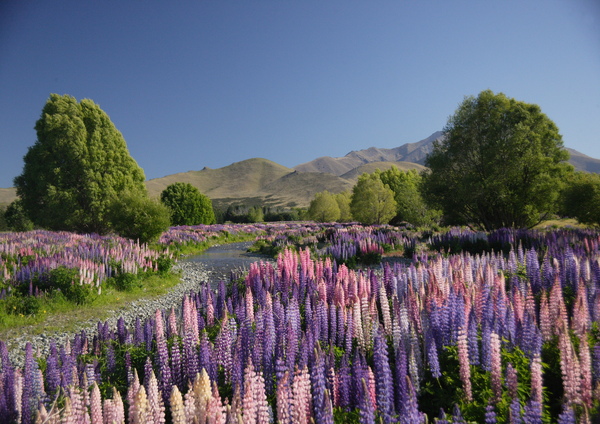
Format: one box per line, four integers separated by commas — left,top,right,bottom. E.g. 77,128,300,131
2,133,599,210
0,188,16,207
294,131,442,175
146,158,353,209
566,148,600,173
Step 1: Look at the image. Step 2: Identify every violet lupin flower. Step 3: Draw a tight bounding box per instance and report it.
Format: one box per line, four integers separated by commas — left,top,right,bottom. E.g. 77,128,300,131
372,327,395,423
21,342,38,424
485,403,497,424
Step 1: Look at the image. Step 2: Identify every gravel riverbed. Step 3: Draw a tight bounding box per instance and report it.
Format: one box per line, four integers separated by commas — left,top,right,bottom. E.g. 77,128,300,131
5,242,273,367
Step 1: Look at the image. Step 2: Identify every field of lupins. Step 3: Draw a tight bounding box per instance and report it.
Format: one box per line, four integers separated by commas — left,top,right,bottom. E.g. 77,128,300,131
0,223,599,422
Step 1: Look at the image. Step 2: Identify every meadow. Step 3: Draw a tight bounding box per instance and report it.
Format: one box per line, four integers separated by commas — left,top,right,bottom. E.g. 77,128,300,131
0,223,598,423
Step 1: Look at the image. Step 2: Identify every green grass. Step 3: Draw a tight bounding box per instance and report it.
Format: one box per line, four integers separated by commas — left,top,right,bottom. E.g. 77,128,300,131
0,272,182,345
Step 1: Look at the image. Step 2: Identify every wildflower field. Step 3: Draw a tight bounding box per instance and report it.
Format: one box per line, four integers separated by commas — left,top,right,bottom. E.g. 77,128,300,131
0,223,599,423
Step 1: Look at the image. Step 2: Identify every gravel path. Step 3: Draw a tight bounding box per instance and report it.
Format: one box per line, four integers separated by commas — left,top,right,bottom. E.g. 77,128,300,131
5,242,273,367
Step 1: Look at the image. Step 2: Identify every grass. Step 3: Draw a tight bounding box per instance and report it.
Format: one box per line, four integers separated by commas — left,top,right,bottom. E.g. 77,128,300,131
0,272,182,349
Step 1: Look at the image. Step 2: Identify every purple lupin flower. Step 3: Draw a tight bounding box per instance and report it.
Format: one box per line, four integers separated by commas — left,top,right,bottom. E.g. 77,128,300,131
44,340,61,397
358,378,375,424
154,309,173,404
509,398,522,424
21,342,39,424
557,406,576,424
452,403,467,424
485,403,497,423
523,400,542,424
170,340,184,391
372,327,395,423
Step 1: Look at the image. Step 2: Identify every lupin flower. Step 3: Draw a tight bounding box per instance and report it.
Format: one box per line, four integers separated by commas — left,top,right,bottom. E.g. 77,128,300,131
90,381,103,424
169,385,186,424
457,327,472,401
372,327,395,423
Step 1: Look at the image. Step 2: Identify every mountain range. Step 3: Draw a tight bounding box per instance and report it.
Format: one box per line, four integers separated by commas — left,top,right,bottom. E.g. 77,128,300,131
2,131,599,209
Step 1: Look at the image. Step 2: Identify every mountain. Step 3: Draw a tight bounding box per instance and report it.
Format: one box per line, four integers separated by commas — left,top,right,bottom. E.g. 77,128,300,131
145,158,353,209
294,131,442,175
566,148,600,173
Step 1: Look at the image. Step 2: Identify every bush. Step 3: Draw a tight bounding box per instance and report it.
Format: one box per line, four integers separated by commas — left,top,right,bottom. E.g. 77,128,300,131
110,272,140,291
107,192,171,244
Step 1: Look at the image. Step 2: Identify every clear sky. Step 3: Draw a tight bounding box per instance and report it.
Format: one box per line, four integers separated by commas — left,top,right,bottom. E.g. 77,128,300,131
1,0,599,188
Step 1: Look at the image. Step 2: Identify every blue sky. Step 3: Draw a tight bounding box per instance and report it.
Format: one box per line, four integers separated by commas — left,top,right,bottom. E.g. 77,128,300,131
1,0,599,188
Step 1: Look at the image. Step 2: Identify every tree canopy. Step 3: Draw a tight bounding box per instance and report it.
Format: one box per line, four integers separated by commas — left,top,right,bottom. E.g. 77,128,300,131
160,182,216,226
560,171,600,227
350,173,396,225
377,167,440,227
14,94,147,234
422,90,572,230
308,191,341,223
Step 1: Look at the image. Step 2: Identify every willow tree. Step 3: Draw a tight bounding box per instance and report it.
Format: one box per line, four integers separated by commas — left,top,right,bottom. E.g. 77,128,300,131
422,90,572,230
350,173,396,225
14,94,147,234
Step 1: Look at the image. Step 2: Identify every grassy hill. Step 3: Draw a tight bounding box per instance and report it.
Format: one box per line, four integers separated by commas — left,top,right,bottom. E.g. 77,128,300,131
0,188,17,207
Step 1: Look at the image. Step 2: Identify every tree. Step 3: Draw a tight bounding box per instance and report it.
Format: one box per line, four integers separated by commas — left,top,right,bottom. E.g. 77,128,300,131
377,167,440,227
308,191,341,223
4,199,34,232
560,171,600,226
334,191,353,222
160,182,216,226
422,90,572,230
350,173,396,225
247,206,264,223
106,192,171,244
14,94,147,234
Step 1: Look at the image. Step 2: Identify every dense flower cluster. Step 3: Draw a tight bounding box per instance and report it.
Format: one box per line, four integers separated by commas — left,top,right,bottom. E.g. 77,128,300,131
1,227,600,422
0,231,167,293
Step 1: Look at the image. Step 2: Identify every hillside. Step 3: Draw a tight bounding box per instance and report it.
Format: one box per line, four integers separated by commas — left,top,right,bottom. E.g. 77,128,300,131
146,158,353,209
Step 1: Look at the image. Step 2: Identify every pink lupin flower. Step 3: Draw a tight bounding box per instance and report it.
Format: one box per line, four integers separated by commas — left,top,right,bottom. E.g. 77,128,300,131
530,353,543,405
539,291,552,341
146,369,166,424
559,330,581,406
126,368,141,408
490,332,502,403
291,365,312,424
457,327,472,402
579,332,593,408
242,360,258,423
168,307,178,337
379,283,392,336
276,371,292,424
89,381,103,424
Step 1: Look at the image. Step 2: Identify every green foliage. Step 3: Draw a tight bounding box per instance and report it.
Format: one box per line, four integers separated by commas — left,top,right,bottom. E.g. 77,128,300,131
308,190,341,222
3,293,42,315
106,192,171,244
560,171,600,226
334,191,353,222
246,206,264,223
350,173,397,225
14,94,147,234
377,167,441,227
4,199,34,232
160,182,216,225
422,90,573,230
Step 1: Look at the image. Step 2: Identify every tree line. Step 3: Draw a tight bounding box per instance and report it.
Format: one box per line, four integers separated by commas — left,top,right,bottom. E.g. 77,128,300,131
2,91,599,239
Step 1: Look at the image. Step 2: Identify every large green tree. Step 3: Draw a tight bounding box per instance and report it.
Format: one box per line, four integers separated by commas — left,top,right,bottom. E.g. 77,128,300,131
308,190,341,223
350,173,396,225
14,94,147,234
422,90,572,230
160,182,216,225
